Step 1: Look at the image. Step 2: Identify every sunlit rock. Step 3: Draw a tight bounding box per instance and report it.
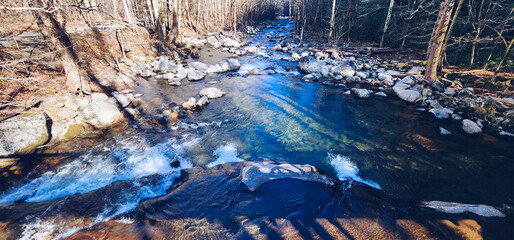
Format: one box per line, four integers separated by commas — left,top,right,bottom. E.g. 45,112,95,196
200,87,225,99
241,162,333,191
0,110,49,156
462,119,482,134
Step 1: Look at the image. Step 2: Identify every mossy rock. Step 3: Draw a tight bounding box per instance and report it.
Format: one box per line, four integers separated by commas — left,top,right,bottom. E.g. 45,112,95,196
63,123,85,142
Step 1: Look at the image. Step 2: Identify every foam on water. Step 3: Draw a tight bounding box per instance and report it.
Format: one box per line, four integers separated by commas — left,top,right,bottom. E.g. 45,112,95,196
328,153,381,189
0,135,195,204
206,143,243,168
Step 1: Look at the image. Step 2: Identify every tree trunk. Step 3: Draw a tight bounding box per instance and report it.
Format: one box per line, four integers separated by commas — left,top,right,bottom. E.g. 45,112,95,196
232,0,237,38
34,10,91,94
440,0,463,66
424,0,456,82
328,0,337,46
347,0,354,42
495,37,514,74
380,0,394,48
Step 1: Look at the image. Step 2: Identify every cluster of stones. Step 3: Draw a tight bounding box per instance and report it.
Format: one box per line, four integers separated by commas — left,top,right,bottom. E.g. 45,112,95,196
267,31,513,136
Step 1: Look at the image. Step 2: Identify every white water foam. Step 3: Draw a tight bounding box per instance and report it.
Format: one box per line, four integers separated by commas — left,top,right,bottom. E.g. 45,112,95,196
328,153,381,189
206,143,243,168
0,135,195,204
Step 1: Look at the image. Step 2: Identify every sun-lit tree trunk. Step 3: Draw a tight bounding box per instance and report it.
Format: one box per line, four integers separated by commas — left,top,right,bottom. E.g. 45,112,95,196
440,0,463,66
470,0,486,67
34,10,91,93
380,0,394,48
232,0,237,38
425,0,456,81
328,0,337,46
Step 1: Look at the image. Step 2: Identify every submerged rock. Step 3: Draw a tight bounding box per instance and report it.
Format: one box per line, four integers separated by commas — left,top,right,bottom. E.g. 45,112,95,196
439,127,451,135
0,110,49,156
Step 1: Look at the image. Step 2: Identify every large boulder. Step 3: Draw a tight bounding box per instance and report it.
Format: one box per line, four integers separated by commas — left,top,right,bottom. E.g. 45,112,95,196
297,56,325,74
331,60,357,77
200,87,225,99
393,82,421,103
241,162,333,191
0,110,49,156
187,69,206,81
189,62,210,72
83,94,121,128
220,37,241,48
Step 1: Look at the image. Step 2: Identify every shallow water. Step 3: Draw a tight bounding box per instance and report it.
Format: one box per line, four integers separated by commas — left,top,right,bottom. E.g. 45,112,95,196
1,19,513,239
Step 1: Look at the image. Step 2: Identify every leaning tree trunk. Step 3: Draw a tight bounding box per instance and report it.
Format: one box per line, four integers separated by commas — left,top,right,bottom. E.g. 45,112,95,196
424,0,456,82
440,0,464,66
328,0,337,46
34,10,91,94
380,0,394,48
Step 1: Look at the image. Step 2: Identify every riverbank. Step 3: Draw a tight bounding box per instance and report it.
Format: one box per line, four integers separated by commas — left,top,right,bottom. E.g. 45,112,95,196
1,17,513,240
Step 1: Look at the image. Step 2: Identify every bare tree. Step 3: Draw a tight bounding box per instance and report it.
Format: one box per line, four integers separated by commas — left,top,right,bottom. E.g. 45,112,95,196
425,0,456,81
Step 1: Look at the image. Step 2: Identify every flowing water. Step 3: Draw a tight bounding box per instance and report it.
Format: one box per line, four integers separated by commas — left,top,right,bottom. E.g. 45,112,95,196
1,19,514,239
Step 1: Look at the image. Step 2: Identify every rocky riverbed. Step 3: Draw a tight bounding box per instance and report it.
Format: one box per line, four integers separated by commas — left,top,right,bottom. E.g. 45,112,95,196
0,17,513,240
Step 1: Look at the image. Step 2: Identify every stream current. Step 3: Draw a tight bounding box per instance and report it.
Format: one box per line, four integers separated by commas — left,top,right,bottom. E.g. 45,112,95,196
0,19,513,239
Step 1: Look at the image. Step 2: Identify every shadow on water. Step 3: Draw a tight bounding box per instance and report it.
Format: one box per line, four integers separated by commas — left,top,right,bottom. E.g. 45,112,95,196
0,18,513,239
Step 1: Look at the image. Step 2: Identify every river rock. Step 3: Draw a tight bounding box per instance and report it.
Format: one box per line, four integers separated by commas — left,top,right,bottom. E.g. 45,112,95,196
375,92,387,97
207,36,221,48
244,46,258,54
196,96,210,108
408,67,425,75
189,62,209,72
462,119,482,134
191,51,200,59
112,91,135,108
0,110,49,156
352,88,372,98
221,37,241,48
297,56,325,74
248,68,276,75
206,59,241,73
241,162,333,191
303,73,321,82
200,87,225,99
429,106,453,119
187,69,206,81
356,71,368,79
423,201,505,217
385,70,402,77
331,60,357,77
440,127,451,135
83,94,122,128
393,81,421,103
182,97,197,110
378,73,393,82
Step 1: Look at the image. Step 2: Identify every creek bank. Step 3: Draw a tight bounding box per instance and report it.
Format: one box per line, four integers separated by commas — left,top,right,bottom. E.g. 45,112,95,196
264,20,513,137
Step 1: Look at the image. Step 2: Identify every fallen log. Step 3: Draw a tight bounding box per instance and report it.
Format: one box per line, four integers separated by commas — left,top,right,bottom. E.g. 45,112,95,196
371,47,401,54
